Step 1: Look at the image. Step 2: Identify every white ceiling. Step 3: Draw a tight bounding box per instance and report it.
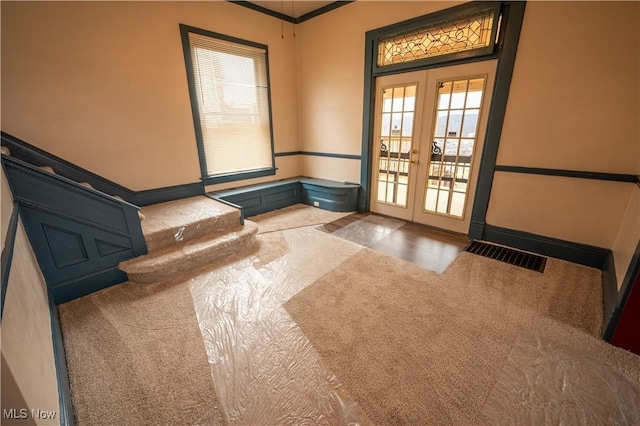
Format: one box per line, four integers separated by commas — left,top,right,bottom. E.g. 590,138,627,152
247,1,337,19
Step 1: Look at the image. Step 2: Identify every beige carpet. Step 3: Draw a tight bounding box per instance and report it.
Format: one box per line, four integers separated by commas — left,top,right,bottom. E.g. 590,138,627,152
445,251,603,336
250,204,353,234
58,275,222,425
285,249,640,424
59,204,637,424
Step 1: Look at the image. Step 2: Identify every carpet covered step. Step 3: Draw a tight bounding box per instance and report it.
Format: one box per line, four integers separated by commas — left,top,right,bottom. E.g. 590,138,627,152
140,196,241,252
119,220,258,283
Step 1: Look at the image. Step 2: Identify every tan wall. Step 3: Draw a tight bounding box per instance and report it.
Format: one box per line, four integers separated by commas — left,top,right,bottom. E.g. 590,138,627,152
486,2,640,251
487,173,633,248
496,2,639,174
1,170,60,425
295,1,462,180
1,1,300,191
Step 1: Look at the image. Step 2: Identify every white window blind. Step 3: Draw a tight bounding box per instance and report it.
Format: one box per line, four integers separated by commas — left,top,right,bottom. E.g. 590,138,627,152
188,33,273,176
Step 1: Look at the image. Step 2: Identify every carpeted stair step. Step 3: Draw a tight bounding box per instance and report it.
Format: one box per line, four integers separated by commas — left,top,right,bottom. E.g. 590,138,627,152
140,196,241,252
119,220,258,283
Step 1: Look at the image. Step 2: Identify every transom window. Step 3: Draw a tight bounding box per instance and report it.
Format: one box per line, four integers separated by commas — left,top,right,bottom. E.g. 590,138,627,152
377,7,499,68
180,25,275,184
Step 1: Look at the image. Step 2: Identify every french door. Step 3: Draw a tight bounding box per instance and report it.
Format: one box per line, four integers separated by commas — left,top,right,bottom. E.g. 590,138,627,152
370,60,497,234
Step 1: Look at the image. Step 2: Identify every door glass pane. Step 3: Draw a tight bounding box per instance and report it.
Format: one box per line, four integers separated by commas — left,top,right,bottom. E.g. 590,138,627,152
437,82,452,109
381,113,392,136
383,90,393,112
434,111,448,137
392,87,405,111
462,110,479,137
447,110,463,137
375,83,418,207
466,80,484,107
402,113,414,136
444,139,459,156
423,76,486,218
450,80,468,109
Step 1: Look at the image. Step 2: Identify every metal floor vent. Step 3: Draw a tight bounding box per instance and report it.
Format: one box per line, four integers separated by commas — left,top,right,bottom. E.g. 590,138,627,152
465,241,547,273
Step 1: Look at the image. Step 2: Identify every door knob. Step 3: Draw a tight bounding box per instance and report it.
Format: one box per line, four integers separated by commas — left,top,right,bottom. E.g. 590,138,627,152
410,148,418,164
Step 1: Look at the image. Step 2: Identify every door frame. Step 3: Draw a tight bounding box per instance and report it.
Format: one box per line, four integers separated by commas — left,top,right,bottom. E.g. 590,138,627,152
359,1,527,239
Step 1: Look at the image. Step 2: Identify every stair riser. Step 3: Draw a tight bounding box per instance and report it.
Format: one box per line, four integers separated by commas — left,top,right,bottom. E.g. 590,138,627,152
144,212,239,252
124,228,257,284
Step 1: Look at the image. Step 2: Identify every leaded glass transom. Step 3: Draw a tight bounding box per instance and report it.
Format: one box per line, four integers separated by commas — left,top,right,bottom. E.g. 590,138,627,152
378,10,495,67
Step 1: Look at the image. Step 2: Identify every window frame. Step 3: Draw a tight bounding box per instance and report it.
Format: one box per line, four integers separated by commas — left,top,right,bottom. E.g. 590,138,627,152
372,2,502,75
179,24,276,185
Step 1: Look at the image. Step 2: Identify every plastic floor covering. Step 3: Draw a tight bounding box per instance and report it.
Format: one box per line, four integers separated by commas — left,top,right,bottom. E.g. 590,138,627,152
186,221,638,424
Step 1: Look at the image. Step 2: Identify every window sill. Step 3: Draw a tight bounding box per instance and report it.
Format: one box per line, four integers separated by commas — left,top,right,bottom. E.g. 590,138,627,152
201,168,276,185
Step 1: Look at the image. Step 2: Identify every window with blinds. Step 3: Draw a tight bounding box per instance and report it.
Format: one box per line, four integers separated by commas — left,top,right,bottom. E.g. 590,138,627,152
180,25,275,183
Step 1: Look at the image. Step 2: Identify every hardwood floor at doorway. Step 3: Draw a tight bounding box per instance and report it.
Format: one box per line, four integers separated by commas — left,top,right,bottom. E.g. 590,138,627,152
321,213,469,273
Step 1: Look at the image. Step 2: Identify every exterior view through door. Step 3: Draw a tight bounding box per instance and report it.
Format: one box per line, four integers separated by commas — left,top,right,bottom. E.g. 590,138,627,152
371,60,496,234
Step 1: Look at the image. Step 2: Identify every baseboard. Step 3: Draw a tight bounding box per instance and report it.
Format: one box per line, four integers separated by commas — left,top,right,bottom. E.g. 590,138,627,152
603,240,640,341
601,251,619,338
133,182,204,206
49,291,75,425
482,224,609,269
49,267,128,304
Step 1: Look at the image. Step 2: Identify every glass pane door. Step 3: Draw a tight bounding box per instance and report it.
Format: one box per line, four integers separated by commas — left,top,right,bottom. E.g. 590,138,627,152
370,60,496,233
424,77,486,218
370,70,426,221
413,59,496,234
376,84,417,207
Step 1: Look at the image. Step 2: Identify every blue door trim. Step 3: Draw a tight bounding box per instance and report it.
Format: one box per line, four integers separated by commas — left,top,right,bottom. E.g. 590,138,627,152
359,1,527,221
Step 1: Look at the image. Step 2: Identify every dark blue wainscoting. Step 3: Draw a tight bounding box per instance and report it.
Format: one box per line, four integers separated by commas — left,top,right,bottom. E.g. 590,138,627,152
210,179,302,217
300,178,359,212
210,177,360,217
3,156,147,303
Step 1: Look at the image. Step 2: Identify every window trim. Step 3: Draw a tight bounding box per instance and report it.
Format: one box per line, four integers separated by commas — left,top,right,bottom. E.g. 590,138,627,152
179,24,276,185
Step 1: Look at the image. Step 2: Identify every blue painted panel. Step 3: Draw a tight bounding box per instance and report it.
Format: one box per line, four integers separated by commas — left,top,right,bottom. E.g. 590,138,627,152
42,224,89,268
211,180,302,217
211,178,360,216
264,187,299,204
21,206,135,286
301,180,358,212
227,194,263,209
5,158,131,234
